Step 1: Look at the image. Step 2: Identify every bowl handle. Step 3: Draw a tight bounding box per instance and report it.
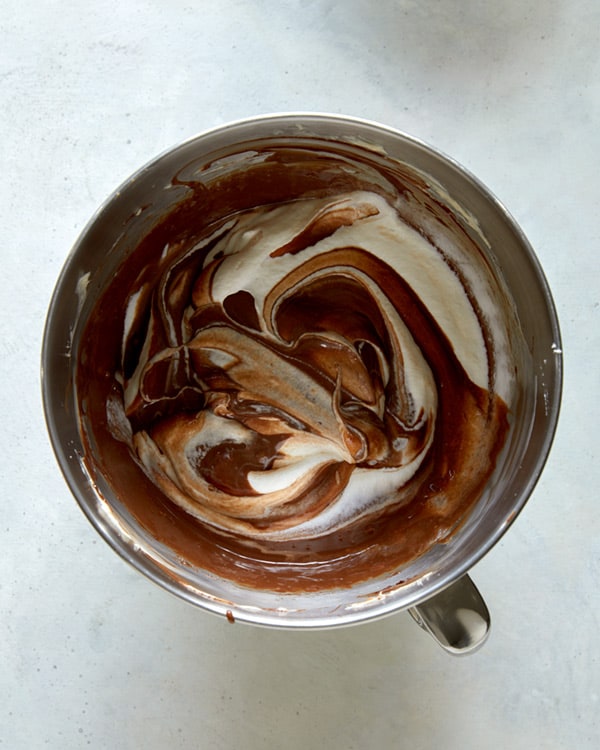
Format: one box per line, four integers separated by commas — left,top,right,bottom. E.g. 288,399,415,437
408,574,490,655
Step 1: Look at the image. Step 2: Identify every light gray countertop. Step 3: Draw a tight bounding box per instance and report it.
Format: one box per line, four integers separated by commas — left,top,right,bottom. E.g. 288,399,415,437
1,1,598,748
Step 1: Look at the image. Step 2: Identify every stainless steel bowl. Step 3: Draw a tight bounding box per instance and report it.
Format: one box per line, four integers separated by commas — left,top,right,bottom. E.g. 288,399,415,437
41,114,562,651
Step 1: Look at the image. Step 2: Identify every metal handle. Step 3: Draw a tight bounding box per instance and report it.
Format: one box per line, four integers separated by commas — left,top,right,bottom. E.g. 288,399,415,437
408,574,490,655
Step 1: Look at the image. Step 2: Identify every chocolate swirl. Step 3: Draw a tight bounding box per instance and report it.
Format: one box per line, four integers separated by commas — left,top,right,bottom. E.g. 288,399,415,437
78,144,515,589
118,190,504,542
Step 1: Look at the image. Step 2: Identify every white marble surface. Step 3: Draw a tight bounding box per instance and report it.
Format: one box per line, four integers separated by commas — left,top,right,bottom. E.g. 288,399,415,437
1,1,598,747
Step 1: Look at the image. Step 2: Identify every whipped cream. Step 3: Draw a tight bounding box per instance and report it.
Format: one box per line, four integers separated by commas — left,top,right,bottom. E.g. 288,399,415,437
115,189,514,542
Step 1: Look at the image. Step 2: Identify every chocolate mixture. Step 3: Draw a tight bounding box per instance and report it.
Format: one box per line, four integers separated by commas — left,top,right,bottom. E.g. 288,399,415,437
77,140,512,591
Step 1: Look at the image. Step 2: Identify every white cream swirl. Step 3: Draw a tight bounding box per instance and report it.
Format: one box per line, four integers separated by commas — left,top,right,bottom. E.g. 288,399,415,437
118,190,512,543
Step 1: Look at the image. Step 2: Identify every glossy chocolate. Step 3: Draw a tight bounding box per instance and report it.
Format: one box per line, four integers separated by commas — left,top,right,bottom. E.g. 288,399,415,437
76,139,514,592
